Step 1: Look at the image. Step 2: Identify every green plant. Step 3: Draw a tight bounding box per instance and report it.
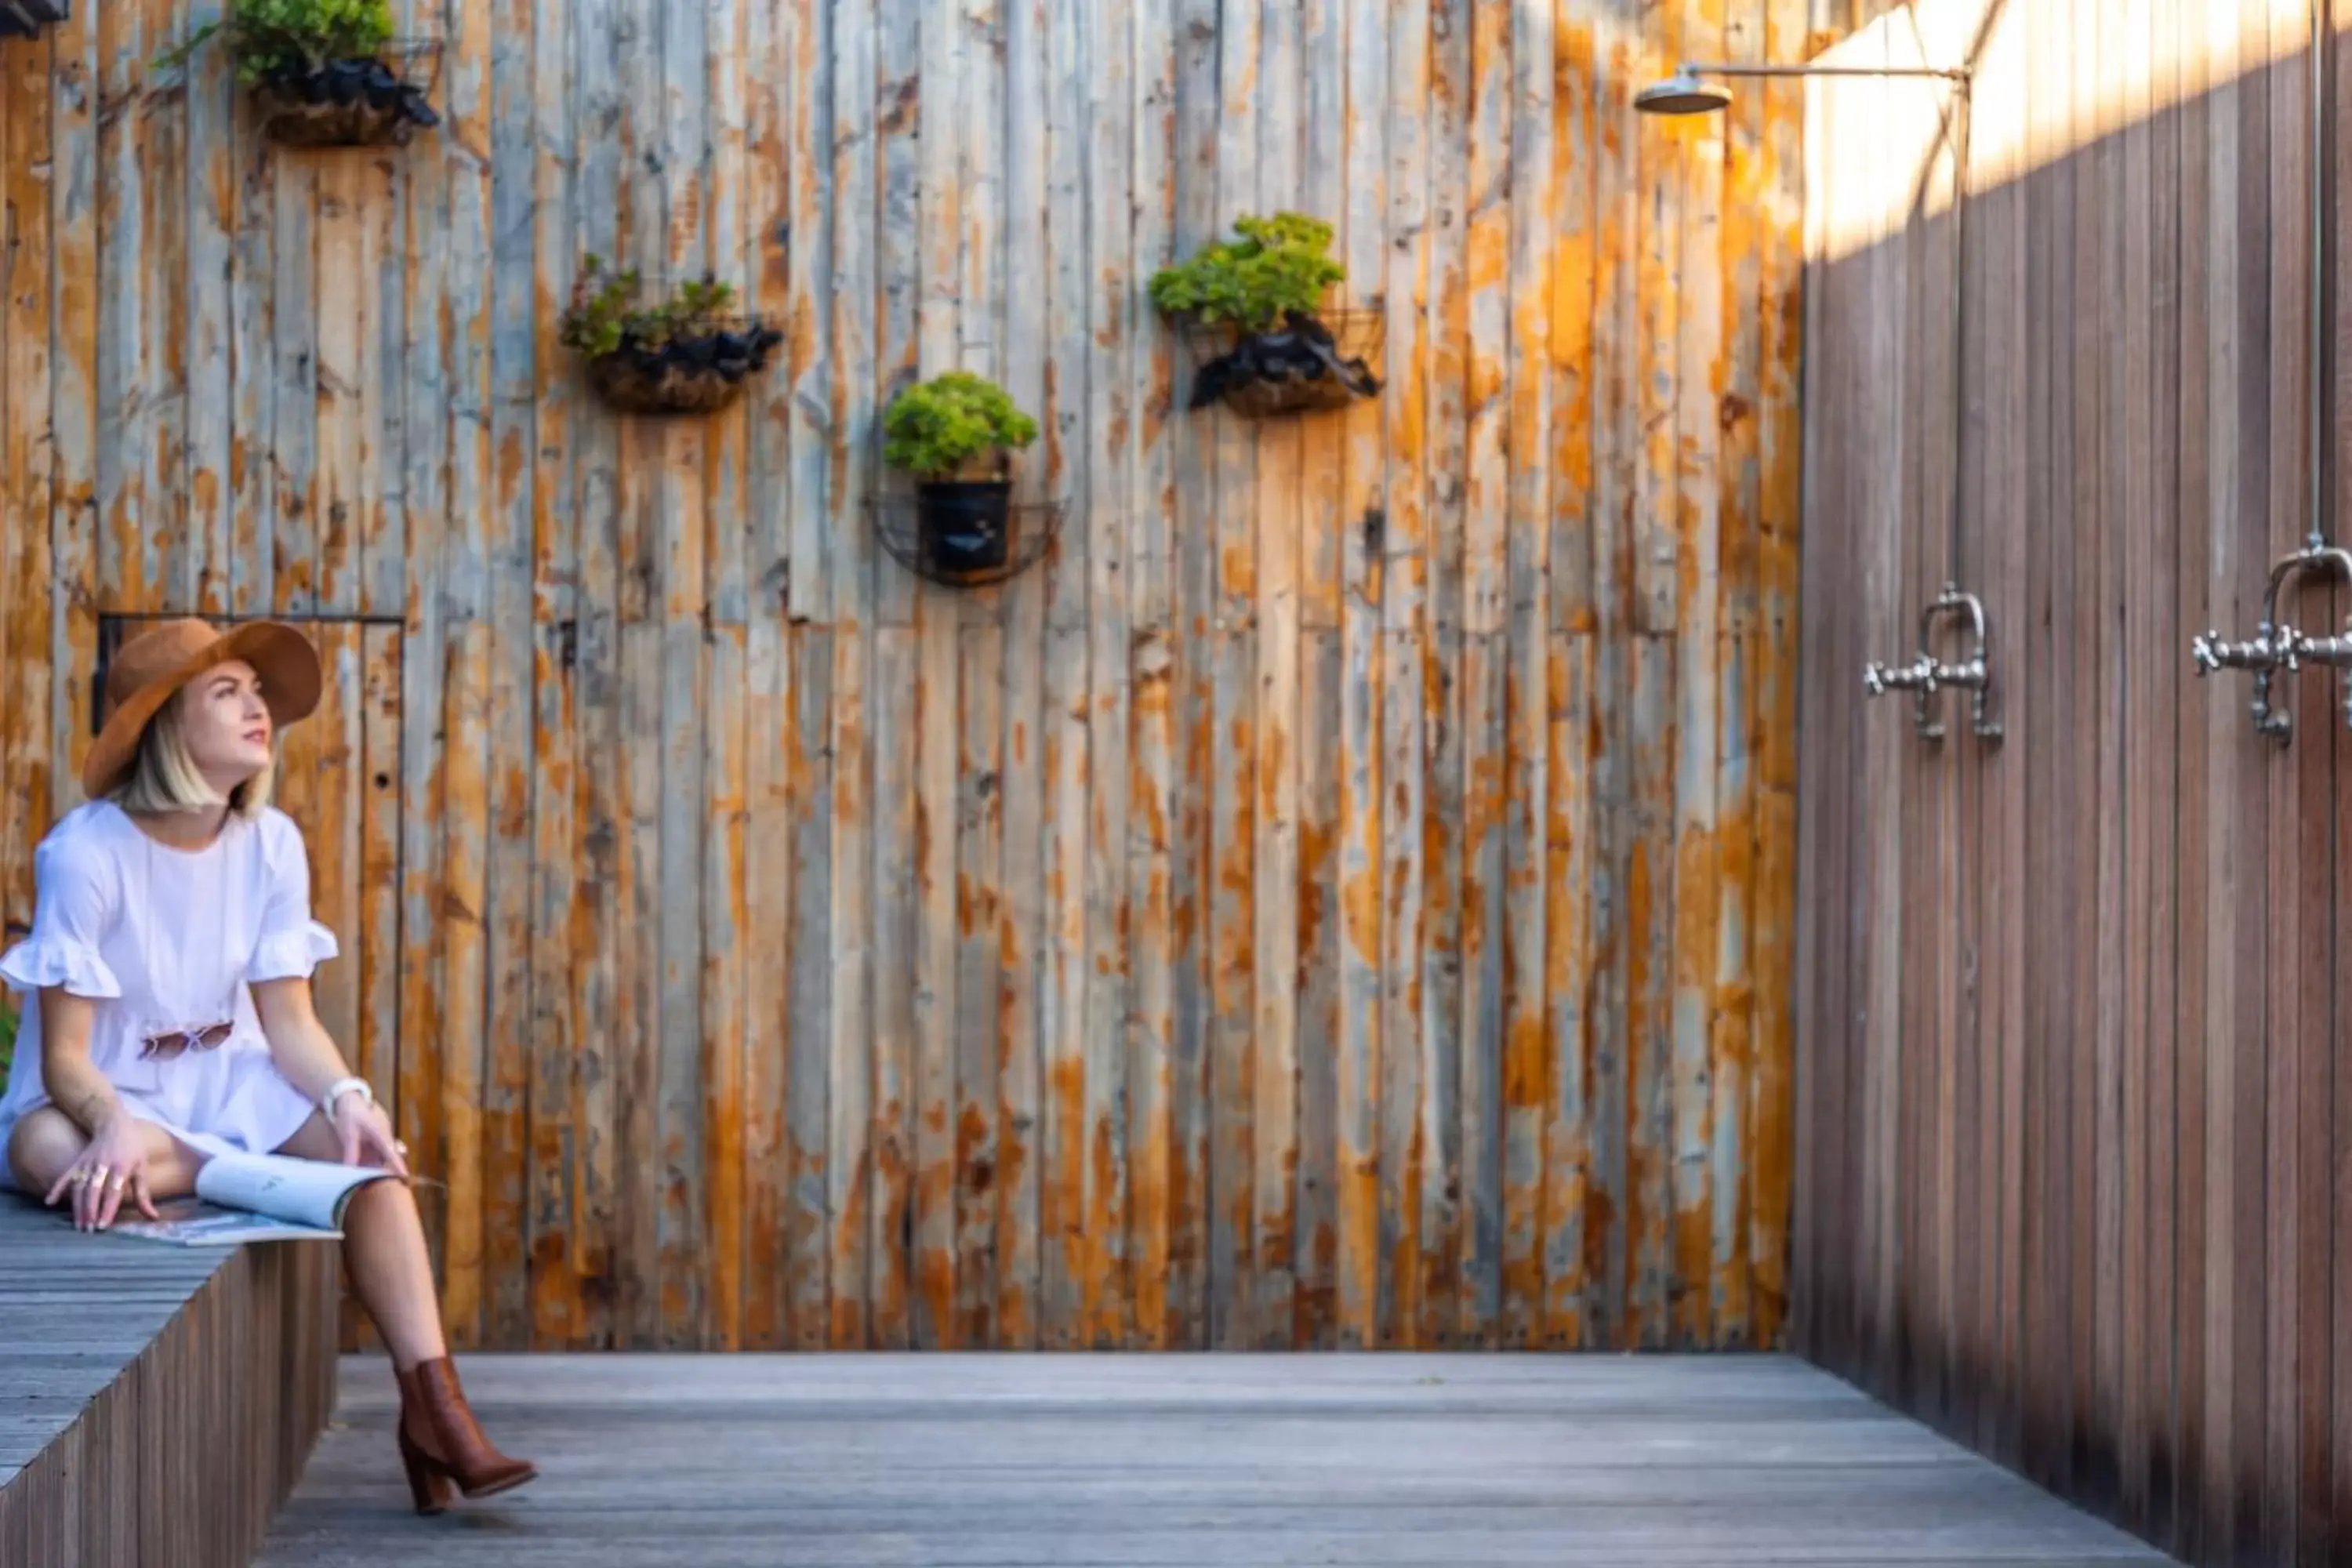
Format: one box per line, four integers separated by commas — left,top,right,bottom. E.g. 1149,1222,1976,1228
0,999,14,1081
882,372,1040,481
559,257,740,358
155,0,396,87
1148,212,1348,333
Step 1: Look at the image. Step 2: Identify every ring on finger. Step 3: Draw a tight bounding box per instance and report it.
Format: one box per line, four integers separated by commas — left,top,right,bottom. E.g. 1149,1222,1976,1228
106,1171,127,1190
67,1169,89,1186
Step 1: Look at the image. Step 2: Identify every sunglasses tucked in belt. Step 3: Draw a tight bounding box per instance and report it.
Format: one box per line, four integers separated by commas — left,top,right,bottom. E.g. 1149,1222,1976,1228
139,1021,234,1062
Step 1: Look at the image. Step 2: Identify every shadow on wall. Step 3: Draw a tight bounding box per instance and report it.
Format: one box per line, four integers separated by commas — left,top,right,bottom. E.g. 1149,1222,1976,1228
1797,5,2352,1568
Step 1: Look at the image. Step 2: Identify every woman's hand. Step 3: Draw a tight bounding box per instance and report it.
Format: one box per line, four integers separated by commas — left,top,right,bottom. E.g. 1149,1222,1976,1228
253,976,411,1181
331,1090,411,1180
45,1113,160,1232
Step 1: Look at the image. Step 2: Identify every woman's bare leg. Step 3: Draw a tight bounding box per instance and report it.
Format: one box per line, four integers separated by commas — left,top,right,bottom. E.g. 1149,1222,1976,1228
273,1112,448,1370
7,1105,202,1203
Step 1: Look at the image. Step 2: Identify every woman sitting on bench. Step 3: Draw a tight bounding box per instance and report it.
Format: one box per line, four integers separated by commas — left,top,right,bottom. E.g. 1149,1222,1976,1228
0,618,535,1517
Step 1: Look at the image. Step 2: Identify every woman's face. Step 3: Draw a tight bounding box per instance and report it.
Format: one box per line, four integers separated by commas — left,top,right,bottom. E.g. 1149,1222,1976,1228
178,659,274,786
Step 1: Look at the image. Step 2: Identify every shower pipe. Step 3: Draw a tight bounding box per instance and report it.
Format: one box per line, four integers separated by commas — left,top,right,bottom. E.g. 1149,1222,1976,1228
2192,0,2352,741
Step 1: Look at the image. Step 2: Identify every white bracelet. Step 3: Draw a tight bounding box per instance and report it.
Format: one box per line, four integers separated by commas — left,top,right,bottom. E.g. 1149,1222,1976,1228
322,1076,374,1118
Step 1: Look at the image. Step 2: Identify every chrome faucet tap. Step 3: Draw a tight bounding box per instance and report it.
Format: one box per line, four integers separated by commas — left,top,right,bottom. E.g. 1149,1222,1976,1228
2283,627,2352,733
2193,539,2352,744
1864,652,1943,738
1864,652,1938,694
1929,644,1998,740
2190,626,2296,741
2190,630,2285,673
2288,629,2352,665
1864,583,2002,743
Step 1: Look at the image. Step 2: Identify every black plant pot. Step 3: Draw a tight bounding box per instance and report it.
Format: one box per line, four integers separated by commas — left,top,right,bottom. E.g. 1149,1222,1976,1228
917,481,1013,575
322,59,368,105
256,56,442,146
583,318,779,413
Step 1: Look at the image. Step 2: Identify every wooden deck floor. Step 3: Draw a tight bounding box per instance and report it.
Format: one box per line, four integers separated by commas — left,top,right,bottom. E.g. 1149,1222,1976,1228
260,1354,2180,1566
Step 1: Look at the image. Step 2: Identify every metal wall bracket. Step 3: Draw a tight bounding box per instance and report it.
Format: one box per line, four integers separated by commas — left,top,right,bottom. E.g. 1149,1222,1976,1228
1864,583,2002,744
2192,539,2352,746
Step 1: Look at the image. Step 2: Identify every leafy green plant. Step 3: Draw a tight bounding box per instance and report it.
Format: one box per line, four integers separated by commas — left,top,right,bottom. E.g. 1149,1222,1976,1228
156,0,396,87
1148,212,1348,334
0,999,14,1081
559,257,742,359
882,372,1040,481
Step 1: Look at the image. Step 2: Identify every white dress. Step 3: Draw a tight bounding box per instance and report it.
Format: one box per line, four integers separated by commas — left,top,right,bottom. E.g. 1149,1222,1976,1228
0,800,339,1187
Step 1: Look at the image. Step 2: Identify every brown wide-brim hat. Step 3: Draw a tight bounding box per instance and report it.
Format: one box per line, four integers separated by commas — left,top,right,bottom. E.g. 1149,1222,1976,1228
82,619,324,800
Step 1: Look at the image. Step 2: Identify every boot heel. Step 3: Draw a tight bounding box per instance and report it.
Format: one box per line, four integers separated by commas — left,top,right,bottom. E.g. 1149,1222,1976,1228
397,1356,537,1504
399,1424,455,1515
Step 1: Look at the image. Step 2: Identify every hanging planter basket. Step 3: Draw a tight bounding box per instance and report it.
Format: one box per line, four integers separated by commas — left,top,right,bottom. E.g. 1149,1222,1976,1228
561,260,782,416
1179,307,1385,419
583,319,784,415
0,0,68,42
871,492,1066,590
252,42,442,147
1149,212,1379,420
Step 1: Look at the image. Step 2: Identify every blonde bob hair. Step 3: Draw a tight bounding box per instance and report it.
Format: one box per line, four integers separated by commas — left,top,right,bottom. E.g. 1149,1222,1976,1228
108,692,278,818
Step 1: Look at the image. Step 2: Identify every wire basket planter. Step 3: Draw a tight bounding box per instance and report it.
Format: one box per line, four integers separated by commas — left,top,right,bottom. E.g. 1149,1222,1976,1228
583,318,784,415
1178,307,1385,419
870,494,1068,590
252,40,443,148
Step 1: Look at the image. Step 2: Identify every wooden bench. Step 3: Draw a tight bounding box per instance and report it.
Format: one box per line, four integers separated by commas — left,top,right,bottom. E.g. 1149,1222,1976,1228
0,1197,339,1567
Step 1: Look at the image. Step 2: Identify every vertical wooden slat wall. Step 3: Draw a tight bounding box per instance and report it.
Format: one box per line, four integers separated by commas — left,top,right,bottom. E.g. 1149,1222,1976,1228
0,0,1802,1352
1798,2,2352,1565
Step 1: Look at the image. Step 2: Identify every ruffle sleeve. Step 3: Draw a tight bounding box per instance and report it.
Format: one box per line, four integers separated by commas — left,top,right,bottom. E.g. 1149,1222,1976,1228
248,920,341,983
0,938,122,998
245,810,340,983
0,832,122,998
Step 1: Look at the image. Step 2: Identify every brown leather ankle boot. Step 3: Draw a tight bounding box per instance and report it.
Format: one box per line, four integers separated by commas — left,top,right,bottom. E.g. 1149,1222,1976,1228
394,1357,538,1514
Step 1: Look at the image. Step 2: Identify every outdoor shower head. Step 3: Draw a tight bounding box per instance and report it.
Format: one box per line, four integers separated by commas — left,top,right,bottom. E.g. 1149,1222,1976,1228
1634,69,1734,115
1634,61,1969,118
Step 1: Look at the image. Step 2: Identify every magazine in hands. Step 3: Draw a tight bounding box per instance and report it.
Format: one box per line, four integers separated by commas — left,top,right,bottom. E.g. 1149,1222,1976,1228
105,1151,397,1246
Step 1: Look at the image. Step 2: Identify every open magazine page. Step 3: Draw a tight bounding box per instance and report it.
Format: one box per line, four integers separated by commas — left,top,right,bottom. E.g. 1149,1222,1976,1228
195,1149,397,1229
107,1197,345,1247
103,1152,399,1246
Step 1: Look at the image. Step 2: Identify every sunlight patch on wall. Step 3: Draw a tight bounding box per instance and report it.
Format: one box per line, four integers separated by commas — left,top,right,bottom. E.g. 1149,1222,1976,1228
1810,0,2318,264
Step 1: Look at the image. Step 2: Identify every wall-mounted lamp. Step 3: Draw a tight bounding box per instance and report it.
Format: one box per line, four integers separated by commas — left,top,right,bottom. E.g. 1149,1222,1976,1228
1632,60,1970,118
